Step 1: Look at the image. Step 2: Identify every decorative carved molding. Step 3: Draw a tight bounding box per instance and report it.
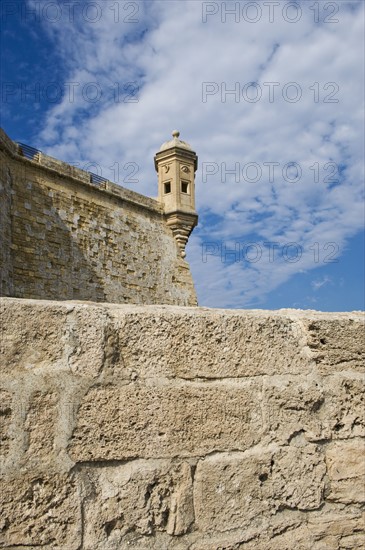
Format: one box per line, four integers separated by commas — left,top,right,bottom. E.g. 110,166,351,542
166,212,198,259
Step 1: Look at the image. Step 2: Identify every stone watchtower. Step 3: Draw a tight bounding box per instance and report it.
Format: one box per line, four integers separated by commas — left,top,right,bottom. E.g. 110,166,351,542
155,131,198,258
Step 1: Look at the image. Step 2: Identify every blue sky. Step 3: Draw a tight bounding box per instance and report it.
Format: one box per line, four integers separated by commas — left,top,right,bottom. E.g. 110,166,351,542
1,0,364,311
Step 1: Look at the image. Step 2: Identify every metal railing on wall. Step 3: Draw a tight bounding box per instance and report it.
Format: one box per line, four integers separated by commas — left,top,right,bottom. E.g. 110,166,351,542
89,172,107,187
17,142,41,161
16,141,108,189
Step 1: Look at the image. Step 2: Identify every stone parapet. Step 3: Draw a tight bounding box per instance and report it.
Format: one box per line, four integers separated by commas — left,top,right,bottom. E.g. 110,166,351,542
0,127,162,215
1,299,364,549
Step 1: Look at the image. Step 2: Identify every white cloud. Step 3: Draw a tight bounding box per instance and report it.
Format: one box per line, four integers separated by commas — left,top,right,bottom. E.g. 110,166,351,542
29,0,365,308
311,276,332,291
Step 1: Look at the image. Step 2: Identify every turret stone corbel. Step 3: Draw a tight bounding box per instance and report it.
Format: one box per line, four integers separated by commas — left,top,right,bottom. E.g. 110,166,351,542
155,131,198,258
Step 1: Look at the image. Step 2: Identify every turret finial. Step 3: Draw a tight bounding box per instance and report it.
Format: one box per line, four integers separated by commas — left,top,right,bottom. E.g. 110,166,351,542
172,130,180,138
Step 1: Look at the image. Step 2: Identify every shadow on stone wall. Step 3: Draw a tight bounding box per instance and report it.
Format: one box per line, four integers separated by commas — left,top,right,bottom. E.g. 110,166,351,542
10,176,107,302
0,158,14,296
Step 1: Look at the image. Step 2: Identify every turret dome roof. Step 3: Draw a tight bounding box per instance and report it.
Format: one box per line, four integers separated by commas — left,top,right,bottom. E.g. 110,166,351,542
159,130,193,152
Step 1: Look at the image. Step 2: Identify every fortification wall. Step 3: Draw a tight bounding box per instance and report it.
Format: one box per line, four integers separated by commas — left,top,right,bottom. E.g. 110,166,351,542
1,298,364,549
0,141,14,296
0,129,197,306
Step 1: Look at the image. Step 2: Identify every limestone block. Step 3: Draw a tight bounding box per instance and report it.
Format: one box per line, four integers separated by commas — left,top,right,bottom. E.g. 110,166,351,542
80,460,194,548
307,511,365,548
63,304,122,378
194,451,273,533
0,300,364,548
0,299,68,373
264,374,365,443
306,318,365,374
23,391,59,467
340,533,365,549
269,443,326,510
263,376,327,443
194,443,325,534
326,439,365,503
322,376,365,439
0,300,122,379
115,310,312,379
239,512,365,549
0,472,81,548
194,511,365,549
68,381,262,461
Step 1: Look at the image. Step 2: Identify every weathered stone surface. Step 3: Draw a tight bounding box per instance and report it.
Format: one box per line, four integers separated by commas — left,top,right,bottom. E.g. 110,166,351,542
323,376,365,439
23,391,59,467
0,299,364,548
0,473,81,549
63,304,122,379
115,310,312,378
270,442,326,510
79,460,194,548
306,318,365,374
0,299,123,379
0,389,12,456
69,381,262,461
234,511,365,549
290,511,365,549
326,439,365,503
2,300,364,383
263,373,365,443
263,376,327,443
190,508,363,549
194,450,273,533
0,299,68,373
194,443,326,533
